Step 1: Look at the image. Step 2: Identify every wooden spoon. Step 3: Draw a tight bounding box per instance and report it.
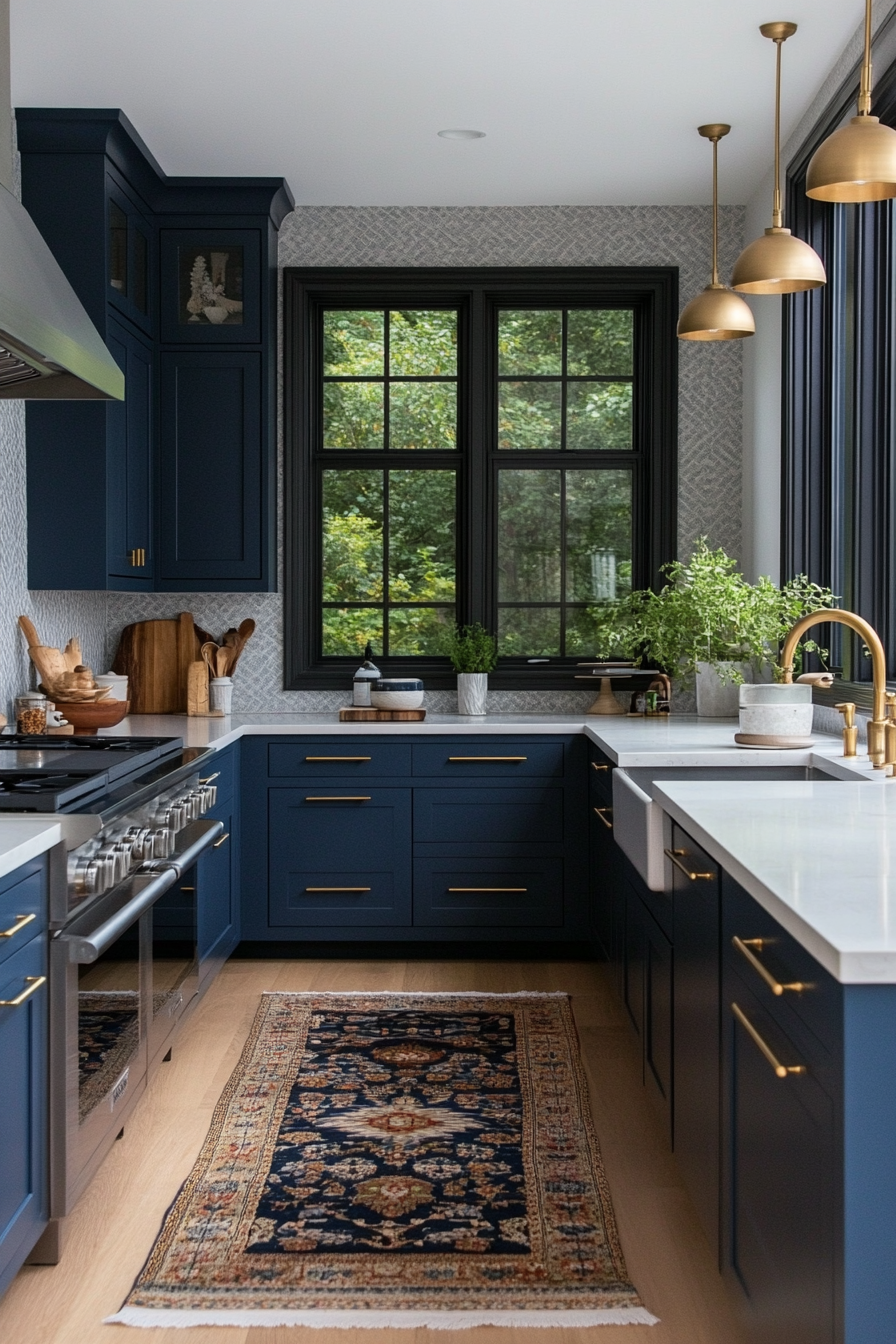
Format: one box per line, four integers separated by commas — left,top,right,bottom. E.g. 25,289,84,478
200,642,218,677
215,646,229,679
226,619,256,676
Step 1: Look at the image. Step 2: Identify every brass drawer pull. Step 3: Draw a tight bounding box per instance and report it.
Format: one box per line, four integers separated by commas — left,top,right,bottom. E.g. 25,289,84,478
0,975,46,1008
0,912,36,940
304,886,371,893
305,756,372,762
591,761,610,772
731,1002,806,1077
199,772,220,785
128,548,146,567
212,832,231,848
304,796,372,802
594,806,613,830
447,887,528,892
448,756,527,762
664,847,714,881
732,937,806,995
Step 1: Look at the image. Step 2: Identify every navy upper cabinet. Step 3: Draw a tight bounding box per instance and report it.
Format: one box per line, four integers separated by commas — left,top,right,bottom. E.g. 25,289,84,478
17,109,293,593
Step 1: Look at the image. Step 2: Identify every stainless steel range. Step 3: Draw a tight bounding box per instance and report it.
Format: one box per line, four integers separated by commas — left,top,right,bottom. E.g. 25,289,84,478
0,733,225,1262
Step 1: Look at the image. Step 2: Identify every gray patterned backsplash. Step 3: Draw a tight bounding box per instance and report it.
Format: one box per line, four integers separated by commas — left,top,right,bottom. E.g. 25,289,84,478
1,203,745,718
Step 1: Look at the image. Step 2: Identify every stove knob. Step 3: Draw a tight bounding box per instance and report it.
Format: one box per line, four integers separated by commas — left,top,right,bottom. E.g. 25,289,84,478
125,826,153,861
150,826,173,858
70,857,101,896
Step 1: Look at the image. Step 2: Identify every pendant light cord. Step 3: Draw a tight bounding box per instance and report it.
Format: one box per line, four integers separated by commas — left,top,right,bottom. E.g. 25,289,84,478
711,134,720,285
859,0,873,116
772,36,783,228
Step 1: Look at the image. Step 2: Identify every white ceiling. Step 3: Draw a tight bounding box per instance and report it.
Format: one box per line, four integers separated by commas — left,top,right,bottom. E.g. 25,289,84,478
10,1,865,207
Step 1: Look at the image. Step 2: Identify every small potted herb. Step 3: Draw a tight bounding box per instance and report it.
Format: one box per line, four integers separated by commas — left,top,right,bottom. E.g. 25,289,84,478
590,541,836,715
445,623,498,716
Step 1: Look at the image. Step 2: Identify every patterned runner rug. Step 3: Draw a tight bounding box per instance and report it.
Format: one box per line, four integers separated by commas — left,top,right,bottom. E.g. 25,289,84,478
108,991,656,1328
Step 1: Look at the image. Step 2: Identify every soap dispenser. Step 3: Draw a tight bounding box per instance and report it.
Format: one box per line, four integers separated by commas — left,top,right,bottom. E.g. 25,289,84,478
352,643,381,707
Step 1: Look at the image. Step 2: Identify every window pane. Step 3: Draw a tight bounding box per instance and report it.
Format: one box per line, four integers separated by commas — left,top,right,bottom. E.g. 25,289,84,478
565,469,633,602
390,606,455,655
567,382,633,450
322,470,383,602
322,608,383,656
498,607,561,656
323,383,384,449
323,310,384,375
389,470,456,602
498,310,562,374
390,382,457,450
567,309,633,376
498,470,561,601
390,311,457,375
498,381,562,450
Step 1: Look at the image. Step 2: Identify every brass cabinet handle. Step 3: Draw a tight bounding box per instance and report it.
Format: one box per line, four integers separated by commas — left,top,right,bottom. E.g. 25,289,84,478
305,756,372,762
304,886,371,893
304,796,372,802
593,806,613,830
0,975,46,1008
448,756,527,762
591,761,610,772
664,847,714,881
731,1002,806,1077
199,772,221,785
127,548,146,567
447,887,528,892
732,936,806,995
0,912,36,940
212,832,231,848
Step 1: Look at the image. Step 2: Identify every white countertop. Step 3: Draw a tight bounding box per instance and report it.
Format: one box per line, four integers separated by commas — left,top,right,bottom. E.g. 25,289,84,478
0,819,62,882
98,711,896,985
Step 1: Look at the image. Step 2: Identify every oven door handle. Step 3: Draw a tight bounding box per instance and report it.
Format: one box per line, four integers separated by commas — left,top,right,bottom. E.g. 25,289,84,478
57,868,181,965
140,818,225,878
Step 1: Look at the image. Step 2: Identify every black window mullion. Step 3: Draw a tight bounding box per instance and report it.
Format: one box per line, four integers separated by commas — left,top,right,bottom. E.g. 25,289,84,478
383,308,390,452
560,309,568,452
559,468,568,655
382,465,390,656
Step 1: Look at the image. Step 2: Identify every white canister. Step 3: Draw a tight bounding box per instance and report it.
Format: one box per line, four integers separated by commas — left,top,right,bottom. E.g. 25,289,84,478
95,672,129,702
209,677,234,714
738,683,814,739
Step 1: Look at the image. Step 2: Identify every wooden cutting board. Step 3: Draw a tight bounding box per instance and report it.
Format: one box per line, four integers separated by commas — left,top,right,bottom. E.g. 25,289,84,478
112,613,214,713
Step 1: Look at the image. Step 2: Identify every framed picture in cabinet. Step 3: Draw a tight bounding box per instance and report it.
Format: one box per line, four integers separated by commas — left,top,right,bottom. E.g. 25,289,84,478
160,230,261,343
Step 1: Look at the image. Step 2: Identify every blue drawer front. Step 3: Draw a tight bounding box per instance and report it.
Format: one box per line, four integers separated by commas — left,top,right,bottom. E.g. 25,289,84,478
412,741,565,778
413,856,563,927
0,870,46,972
414,787,564,844
268,789,411,927
268,741,412,778
203,747,235,803
0,935,47,1279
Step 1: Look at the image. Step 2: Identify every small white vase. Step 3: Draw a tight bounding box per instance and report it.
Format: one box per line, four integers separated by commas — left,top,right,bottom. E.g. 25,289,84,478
209,676,233,713
457,672,488,716
695,661,751,717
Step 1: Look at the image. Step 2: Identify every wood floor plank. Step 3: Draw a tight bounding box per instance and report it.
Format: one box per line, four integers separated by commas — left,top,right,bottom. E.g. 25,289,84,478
0,957,746,1344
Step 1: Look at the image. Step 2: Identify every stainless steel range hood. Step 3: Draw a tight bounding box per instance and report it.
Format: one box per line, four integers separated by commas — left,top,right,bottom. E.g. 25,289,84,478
0,180,124,399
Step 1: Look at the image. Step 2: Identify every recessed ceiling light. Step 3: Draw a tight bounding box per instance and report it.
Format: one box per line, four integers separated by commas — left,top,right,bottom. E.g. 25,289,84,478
437,129,485,140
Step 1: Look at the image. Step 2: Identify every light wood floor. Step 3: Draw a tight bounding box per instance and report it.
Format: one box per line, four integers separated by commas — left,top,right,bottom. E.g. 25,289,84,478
0,956,746,1344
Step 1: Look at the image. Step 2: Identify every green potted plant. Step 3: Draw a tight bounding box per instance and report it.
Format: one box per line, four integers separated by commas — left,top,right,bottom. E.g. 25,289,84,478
589,541,836,716
445,623,498,715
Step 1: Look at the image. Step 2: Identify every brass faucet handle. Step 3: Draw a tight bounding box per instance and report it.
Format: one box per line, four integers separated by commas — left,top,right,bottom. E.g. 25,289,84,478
835,701,856,729
836,701,858,758
886,692,896,721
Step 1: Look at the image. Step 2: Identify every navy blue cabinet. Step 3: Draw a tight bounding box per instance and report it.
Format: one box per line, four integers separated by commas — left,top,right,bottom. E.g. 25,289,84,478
241,734,588,943
197,747,240,989
17,108,292,592
0,859,48,1299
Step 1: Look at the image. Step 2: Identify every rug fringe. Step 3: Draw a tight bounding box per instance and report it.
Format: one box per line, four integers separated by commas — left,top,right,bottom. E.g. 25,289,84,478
261,990,571,999
104,1306,659,1329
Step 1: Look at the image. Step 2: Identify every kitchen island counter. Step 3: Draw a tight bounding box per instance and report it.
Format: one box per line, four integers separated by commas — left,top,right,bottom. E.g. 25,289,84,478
0,819,61,882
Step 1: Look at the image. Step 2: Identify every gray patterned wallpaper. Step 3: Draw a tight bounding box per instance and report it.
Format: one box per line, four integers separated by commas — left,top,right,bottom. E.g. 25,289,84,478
1,204,744,717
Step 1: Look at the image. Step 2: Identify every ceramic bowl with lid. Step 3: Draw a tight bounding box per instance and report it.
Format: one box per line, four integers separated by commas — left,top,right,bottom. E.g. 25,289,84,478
369,678,424,710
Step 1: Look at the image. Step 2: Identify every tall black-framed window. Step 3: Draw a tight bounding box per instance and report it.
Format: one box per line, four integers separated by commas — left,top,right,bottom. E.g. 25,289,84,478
284,268,677,690
784,45,896,699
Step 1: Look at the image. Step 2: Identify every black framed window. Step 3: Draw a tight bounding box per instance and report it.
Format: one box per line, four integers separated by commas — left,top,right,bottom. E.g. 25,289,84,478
284,268,677,690
784,51,896,696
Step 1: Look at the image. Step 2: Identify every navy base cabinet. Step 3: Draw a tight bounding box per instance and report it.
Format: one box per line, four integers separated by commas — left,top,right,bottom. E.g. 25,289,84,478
241,735,589,943
198,746,240,990
0,859,48,1298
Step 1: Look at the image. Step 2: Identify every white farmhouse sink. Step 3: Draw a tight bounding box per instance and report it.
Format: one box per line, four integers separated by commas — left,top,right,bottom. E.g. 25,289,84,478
612,762,866,891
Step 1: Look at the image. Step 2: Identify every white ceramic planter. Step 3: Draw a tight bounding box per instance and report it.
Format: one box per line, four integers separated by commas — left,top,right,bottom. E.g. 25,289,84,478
695,661,751,717
457,672,488,716
738,683,813,738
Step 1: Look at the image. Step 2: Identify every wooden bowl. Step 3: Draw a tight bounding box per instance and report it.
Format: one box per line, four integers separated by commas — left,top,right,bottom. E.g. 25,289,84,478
55,699,130,735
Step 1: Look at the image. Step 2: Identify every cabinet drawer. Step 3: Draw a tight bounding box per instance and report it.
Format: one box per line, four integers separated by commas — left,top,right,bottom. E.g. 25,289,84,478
268,741,411,778
0,934,47,1273
0,870,45,971
414,787,564,844
589,749,614,805
413,857,563,927
723,873,841,1060
271,871,409,928
413,741,564,778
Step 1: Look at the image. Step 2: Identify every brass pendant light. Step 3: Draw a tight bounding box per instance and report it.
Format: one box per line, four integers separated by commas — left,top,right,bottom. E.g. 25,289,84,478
732,23,826,293
806,0,896,201
678,125,756,341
